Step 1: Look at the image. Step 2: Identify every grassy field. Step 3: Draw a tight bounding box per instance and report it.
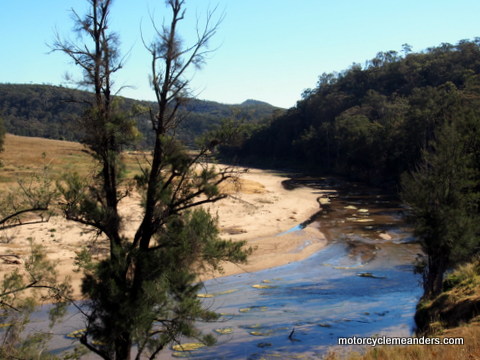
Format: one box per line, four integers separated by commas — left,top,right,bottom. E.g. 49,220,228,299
0,134,90,183
0,133,250,193
0,134,150,188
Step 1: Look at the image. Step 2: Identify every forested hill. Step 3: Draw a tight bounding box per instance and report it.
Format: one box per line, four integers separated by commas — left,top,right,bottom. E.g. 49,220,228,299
0,83,280,147
220,39,480,186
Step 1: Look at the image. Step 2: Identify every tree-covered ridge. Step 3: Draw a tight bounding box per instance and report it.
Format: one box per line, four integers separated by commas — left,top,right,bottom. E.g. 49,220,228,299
0,83,279,147
222,39,480,185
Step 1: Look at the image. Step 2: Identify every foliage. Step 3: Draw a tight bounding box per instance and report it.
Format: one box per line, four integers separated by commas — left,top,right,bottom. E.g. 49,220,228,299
0,168,72,358
0,241,72,359
221,38,480,185
0,141,75,356
414,257,480,337
0,154,58,231
400,81,480,298
443,257,480,291
53,1,251,359
0,83,278,148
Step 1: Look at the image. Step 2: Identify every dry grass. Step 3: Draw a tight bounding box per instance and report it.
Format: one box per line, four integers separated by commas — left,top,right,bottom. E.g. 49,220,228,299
0,134,93,187
414,258,480,337
0,134,259,193
0,134,151,189
218,177,266,195
323,321,480,360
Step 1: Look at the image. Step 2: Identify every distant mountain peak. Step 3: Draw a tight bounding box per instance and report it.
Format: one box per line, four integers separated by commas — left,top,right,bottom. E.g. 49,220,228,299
240,99,273,107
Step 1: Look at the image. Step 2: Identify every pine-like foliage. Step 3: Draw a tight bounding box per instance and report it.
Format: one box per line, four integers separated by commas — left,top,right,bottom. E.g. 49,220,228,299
53,1,250,359
401,85,480,297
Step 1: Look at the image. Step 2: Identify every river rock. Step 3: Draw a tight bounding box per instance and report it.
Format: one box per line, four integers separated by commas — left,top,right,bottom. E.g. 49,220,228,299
319,197,331,205
357,272,386,279
355,218,374,223
379,232,392,240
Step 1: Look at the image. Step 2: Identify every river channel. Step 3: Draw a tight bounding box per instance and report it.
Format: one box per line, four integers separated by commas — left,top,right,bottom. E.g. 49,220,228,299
33,177,423,359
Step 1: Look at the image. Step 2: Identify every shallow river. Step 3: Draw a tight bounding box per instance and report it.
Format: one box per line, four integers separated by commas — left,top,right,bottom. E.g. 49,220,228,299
33,177,423,359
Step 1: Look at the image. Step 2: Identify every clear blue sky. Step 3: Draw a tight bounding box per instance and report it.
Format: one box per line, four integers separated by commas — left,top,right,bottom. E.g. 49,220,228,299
1,0,480,108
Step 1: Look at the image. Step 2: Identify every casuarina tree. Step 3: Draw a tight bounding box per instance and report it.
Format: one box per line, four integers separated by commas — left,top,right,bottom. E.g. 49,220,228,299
53,1,250,359
401,84,480,298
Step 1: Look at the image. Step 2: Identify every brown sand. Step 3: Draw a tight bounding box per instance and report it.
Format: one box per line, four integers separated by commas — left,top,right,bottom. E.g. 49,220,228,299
0,167,327,298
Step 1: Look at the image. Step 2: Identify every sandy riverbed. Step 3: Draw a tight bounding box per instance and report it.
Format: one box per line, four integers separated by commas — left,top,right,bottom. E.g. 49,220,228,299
0,167,327,297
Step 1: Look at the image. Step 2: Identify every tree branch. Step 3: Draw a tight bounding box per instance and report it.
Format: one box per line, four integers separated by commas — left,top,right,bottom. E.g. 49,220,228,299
0,207,48,228
80,335,110,360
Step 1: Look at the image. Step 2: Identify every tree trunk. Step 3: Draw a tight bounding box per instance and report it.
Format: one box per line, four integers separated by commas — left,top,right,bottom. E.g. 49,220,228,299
115,334,132,360
424,255,447,298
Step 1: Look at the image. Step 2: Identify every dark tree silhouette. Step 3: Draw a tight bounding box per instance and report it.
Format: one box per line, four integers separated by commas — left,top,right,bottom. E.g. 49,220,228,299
54,1,250,359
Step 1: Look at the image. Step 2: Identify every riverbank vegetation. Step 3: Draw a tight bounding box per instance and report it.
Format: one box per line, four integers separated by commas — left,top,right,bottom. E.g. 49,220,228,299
415,258,480,336
400,115,480,297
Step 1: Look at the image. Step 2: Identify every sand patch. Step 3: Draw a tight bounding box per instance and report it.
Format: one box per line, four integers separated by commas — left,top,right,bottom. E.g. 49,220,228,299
0,167,327,297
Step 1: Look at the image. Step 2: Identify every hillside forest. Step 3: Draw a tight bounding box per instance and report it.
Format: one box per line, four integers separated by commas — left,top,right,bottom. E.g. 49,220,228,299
0,84,279,147
220,39,480,187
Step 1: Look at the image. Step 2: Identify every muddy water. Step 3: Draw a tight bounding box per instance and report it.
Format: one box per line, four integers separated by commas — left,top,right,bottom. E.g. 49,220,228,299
31,177,422,359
